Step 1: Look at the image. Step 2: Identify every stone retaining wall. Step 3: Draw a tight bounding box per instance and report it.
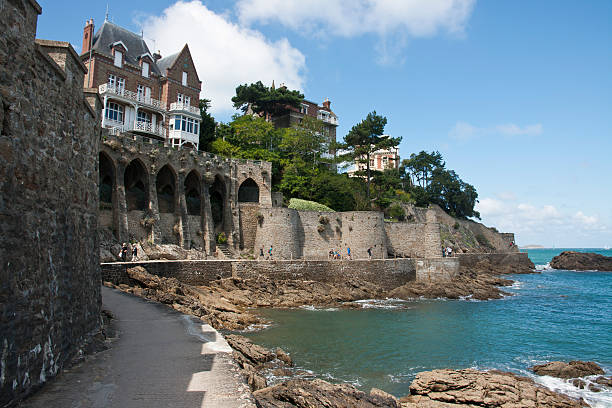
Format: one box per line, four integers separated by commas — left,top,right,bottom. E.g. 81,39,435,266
101,257,463,291
0,1,101,405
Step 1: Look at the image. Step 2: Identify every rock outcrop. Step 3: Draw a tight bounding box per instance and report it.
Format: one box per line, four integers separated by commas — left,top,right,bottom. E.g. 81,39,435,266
401,369,587,407
105,266,262,330
550,251,612,272
253,379,400,408
531,361,605,379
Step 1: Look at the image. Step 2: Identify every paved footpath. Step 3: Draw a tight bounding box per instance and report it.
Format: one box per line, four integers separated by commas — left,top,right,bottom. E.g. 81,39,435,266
20,286,256,408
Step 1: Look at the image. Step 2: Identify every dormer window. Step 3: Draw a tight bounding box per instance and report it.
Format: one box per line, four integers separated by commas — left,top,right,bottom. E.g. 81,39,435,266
142,61,149,78
182,71,188,86
114,50,123,68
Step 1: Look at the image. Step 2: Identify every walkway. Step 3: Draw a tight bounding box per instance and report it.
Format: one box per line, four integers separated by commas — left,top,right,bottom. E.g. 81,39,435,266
20,286,256,408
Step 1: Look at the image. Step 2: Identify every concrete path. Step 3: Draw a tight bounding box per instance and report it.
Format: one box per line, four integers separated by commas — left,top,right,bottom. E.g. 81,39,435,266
20,286,256,408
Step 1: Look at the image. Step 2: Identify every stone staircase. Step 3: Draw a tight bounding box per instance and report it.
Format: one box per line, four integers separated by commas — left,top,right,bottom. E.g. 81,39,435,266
216,244,234,259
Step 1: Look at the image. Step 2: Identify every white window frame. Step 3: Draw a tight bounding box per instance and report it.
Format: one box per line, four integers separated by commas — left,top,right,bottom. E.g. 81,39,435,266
182,71,188,86
300,104,308,114
114,50,123,68
142,61,149,78
108,74,125,93
137,111,151,124
172,115,199,134
105,101,123,123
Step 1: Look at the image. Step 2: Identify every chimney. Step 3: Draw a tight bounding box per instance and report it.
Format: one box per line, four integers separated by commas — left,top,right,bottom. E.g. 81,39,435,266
322,97,331,110
153,50,162,61
82,19,94,54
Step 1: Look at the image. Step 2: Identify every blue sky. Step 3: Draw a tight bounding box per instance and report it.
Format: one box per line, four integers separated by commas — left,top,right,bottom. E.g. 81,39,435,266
37,0,612,247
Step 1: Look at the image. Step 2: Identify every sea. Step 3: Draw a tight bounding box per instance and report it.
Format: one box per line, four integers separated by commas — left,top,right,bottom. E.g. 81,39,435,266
242,248,612,407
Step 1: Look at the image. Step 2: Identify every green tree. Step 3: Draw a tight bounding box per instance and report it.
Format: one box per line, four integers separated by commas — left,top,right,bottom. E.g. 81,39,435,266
401,150,444,188
198,98,216,152
280,116,330,169
340,111,401,204
231,81,304,117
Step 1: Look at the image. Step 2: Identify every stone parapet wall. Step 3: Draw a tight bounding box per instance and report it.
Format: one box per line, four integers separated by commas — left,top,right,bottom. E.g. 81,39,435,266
0,1,101,405
102,259,417,290
385,222,442,258
457,252,532,269
415,258,459,282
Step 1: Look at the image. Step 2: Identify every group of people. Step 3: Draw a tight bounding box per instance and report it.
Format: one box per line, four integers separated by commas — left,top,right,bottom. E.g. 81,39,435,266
328,247,353,260
443,246,453,257
259,245,273,260
119,243,138,262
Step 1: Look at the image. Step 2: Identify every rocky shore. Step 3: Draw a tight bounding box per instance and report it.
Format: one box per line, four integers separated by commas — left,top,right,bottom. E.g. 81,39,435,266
550,251,612,272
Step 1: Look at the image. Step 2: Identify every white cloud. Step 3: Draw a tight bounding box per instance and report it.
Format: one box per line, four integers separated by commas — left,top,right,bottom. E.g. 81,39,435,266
236,0,476,64
475,196,608,246
449,121,543,140
142,1,306,114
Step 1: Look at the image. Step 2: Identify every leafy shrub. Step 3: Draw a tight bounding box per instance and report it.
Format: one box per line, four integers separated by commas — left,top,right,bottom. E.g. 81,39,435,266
288,198,334,212
453,221,460,230
256,212,264,225
216,232,228,244
386,203,406,221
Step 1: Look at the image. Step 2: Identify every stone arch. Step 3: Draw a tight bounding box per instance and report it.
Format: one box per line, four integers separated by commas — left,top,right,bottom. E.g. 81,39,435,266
124,159,149,211
238,178,260,203
185,170,201,216
156,165,176,213
209,174,225,232
182,141,196,150
99,152,115,205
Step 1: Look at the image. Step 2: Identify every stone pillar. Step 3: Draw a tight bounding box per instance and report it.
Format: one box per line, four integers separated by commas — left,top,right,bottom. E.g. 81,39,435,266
147,167,162,244
115,161,129,243
177,171,189,249
202,178,215,255
222,171,235,247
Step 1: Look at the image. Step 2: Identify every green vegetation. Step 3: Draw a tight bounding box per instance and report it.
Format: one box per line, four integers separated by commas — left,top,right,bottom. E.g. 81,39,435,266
197,82,480,220
216,232,228,245
288,198,334,212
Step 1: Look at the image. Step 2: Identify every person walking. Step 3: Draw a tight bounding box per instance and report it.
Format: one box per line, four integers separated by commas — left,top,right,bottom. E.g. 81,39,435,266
131,245,138,261
121,243,128,262
446,246,453,258
367,246,373,260
347,247,352,260
268,245,273,260
259,246,264,260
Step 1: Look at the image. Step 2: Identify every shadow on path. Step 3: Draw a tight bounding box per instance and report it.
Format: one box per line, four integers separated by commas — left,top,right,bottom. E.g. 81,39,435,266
19,286,255,408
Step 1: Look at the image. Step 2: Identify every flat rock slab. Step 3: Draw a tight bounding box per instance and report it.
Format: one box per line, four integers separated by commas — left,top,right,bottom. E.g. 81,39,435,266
20,286,255,408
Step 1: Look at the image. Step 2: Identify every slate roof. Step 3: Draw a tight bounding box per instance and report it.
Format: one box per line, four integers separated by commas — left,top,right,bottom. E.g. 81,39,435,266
91,21,161,76
156,52,180,75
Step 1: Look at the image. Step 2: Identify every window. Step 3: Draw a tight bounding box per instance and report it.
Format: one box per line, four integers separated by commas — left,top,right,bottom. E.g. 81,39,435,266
108,74,125,93
382,156,389,168
114,50,122,67
177,93,191,105
142,61,149,78
172,115,199,134
137,111,151,124
105,101,123,122
370,159,374,167
182,71,188,86
137,85,152,103
300,104,308,114
137,84,144,100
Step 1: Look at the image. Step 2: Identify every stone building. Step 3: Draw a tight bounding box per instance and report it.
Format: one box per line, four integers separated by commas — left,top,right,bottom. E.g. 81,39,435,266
270,93,338,160
81,18,203,149
347,134,400,177
0,0,101,405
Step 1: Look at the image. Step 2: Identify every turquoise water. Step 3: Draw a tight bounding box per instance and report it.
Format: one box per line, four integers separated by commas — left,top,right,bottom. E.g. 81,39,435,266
243,249,612,406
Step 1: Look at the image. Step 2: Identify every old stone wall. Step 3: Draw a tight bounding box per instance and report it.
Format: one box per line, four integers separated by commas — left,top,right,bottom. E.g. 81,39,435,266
98,132,272,254
238,203,260,252
101,259,417,291
415,258,459,282
254,208,441,260
0,1,101,405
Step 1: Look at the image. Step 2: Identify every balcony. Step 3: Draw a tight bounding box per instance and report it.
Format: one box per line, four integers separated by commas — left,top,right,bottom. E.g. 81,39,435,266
317,114,338,126
99,83,166,111
168,129,199,145
169,102,200,116
102,118,166,138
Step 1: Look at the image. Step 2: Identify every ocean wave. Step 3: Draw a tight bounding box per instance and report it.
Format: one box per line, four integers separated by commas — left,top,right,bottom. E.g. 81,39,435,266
354,298,412,309
534,375,612,408
535,262,552,271
298,305,340,312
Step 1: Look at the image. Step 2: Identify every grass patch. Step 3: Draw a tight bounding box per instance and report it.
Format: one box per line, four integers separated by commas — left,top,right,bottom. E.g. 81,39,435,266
288,198,334,212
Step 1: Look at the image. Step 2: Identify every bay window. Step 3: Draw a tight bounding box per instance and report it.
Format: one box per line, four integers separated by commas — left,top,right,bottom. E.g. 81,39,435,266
105,101,123,123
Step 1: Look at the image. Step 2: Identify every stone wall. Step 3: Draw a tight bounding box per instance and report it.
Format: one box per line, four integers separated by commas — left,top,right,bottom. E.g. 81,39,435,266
254,208,441,260
239,203,260,252
98,132,272,254
101,259,419,291
415,259,459,282
0,1,101,405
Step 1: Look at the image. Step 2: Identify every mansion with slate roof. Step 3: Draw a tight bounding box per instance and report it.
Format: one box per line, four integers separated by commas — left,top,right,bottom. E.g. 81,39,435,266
81,18,202,149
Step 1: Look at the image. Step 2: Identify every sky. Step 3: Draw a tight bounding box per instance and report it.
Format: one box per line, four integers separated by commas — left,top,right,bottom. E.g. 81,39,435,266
36,0,612,247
